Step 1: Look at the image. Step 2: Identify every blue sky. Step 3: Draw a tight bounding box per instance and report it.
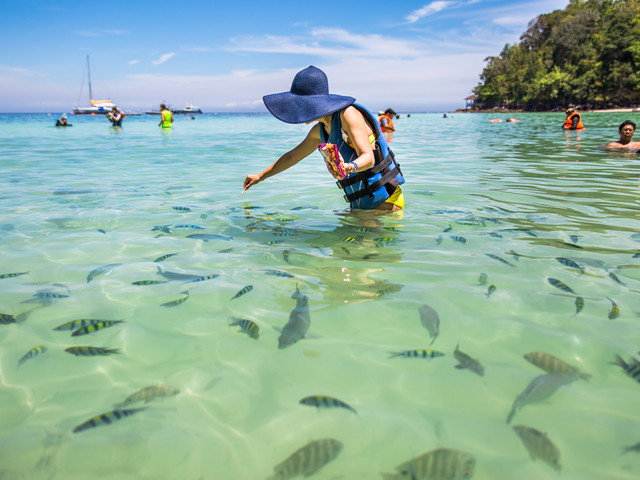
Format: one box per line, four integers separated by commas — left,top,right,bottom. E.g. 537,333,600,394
0,0,569,113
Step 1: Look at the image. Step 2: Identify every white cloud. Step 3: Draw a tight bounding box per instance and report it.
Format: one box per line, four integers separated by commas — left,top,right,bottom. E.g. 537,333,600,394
152,53,176,66
128,60,140,66
406,1,452,24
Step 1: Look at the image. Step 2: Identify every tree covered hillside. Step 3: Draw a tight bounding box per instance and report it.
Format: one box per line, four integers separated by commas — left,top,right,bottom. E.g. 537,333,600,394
473,0,640,110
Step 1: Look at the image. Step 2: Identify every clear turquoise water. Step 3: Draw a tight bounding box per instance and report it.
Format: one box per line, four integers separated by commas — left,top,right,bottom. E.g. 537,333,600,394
1,112,639,479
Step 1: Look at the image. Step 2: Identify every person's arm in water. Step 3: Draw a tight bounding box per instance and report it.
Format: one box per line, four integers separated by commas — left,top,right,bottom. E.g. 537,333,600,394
341,106,375,176
242,124,321,193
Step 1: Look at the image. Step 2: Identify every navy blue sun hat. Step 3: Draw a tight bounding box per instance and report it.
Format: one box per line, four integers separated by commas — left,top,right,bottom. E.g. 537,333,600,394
263,66,355,124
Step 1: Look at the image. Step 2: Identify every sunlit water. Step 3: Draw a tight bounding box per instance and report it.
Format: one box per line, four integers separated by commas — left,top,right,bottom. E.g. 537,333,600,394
1,112,639,480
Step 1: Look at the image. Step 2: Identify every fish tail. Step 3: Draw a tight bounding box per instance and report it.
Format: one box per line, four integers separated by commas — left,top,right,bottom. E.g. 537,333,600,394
611,355,628,369
388,352,402,358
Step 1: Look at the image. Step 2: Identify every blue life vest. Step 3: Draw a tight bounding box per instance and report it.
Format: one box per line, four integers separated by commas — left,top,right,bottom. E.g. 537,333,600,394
319,104,405,209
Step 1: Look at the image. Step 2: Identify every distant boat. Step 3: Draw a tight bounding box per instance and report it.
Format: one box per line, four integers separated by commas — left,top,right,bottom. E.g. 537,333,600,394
172,105,202,114
73,55,118,115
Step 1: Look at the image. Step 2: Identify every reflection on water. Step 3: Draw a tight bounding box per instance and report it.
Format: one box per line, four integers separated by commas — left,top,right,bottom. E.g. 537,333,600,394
0,113,639,479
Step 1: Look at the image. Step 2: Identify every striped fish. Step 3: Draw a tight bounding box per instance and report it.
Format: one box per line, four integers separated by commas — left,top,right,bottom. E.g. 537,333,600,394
299,395,357,414
0,313,16,325
188,273,220,283
0,272,28,279
18,345,47,367
160,292,190,307
267,438,342,480
231,285,253,300
71,320,125,337
171,206,191,212
389,349,444,359
262,240,283,246
342,236,362,244
174,224,204,230
33,291,69,298
450,235,467,244
153,253,179,262
487,285,497,298
53,318,112,331
486,253,515,267
574,296,584,315
218,248,233,253
65,346,120,356
524,351,590,381
132,280,168,285
547,278,576,294
381,448,476,480
478,273,488,285
263,269,294,278
114,385,179,408
555,257,584,273
156,266,203,281
186,233,233,241
73,408,146,433
229,317,259,339
609,272,626,286
513,424,561,471
374,237,399,247
612,355,640,383
607,297,620,320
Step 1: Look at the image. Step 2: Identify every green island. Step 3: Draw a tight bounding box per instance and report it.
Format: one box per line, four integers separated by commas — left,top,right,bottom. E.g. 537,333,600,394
470,0,640,112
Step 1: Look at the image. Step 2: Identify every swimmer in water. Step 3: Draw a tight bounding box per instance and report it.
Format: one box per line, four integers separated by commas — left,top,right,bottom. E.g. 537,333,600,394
242,66,406,212
605,120,640,150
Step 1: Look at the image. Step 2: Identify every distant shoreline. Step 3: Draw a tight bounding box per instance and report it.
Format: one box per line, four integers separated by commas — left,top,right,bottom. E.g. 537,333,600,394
456,107,640,114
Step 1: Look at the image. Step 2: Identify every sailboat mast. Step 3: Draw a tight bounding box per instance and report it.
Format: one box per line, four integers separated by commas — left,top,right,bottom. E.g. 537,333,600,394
86,55,93,102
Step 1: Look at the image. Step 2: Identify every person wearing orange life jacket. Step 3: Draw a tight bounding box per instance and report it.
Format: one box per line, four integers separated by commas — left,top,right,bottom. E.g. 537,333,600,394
379,108,396,133
562,107,584,130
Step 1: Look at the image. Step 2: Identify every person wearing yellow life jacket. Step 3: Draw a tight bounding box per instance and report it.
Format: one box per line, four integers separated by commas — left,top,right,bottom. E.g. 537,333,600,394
159,104,173,128
378,108,396,133
562,107,584,130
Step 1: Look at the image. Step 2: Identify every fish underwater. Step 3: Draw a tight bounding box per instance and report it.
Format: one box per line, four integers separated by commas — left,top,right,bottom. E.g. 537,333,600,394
389,350,444,359
523,351,590,381
71,320,125,337
160,292,190,307
114,385,179,408
454,344,485,376
229,317,260,339
485,253,515,267
606,297,620,320
0,313,16,325
547,278,576,294
555,257,584,273
53,318,115,332
263,269,294,278
486,285,496,298
574,296,584,315
18,345,47,367
231,285,253,300
132,280,169,285
156,266,205,282
380,447,476,480
65,346,120,356
418,304,440,344
153,253,179,263
73,408,146,433
186,233,233,241
87,263,122,283
621,442,640,454
0,271,28,279
478,273,488,285
299,395,357,414
506,371,579,424
612,355,640,383
277,285,310,349
512,424,561,472
267,438,342,480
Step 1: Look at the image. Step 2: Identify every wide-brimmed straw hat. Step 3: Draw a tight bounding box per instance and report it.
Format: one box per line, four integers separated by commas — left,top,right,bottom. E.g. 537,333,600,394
263,66,355,124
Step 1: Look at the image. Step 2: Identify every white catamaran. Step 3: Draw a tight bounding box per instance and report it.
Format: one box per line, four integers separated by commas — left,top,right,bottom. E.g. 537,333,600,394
73,55,118,115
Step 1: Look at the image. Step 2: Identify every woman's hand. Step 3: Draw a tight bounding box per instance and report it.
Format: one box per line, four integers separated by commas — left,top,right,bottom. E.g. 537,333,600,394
242,174,261,194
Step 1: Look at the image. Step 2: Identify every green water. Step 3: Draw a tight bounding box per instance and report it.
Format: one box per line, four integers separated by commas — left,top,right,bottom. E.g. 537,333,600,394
1,112,639,479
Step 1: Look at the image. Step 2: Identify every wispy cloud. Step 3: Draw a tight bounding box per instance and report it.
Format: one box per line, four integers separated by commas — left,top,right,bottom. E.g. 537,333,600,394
74,29,127,37
405,1,452,24
152,53,176,66
128,60,139,66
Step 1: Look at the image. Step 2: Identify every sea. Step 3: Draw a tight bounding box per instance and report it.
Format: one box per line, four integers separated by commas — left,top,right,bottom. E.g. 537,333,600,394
0,111,639,480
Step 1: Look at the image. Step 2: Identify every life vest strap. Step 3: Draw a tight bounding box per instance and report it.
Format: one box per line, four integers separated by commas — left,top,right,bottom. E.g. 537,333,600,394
337,149,394,189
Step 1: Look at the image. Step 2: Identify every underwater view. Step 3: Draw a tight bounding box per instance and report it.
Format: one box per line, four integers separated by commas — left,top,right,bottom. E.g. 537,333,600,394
1,111,639,480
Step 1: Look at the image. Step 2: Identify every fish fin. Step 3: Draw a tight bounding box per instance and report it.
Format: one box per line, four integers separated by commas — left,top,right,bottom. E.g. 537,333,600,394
429,335,437,345
454,364,464,369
